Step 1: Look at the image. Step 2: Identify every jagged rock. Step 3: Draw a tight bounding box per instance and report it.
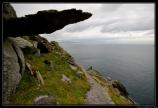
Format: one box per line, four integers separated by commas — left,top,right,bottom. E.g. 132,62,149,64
10,36,40,56
32,41,38,48
11,37,33,48
36,71,44,86
26,62,34,75
3,6,92,37
61,74,71,84
3,38,22,103
33,35,53,53
112,80,128,96
33,95,58,105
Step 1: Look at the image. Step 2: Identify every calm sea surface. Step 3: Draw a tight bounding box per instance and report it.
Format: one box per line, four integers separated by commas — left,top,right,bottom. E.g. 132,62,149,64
59,43,155,105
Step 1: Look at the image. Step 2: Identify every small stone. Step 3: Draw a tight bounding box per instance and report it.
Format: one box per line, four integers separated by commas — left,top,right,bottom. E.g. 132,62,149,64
61,74,71,84
107,77,112,81
33,41,38,48
26,62,34,75
34,95,58,105
70,65,77,71
36,71,44,85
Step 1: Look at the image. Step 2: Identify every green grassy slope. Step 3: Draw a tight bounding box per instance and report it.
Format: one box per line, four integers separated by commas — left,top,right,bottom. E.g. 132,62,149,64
9,36,90,104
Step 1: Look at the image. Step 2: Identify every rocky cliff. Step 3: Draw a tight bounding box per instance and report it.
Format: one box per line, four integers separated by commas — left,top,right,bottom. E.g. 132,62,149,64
3,4,92,37
2,3,91,104
2,3,134,105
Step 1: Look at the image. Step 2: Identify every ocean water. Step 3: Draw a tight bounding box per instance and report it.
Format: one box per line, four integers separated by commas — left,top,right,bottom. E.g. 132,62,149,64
59,43,155,105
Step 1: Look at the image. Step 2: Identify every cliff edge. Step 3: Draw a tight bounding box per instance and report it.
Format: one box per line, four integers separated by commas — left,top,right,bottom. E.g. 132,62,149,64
2,3,135,105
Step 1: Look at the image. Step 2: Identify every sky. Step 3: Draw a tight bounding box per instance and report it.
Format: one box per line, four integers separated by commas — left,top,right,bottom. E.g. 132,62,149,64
11,3,155,44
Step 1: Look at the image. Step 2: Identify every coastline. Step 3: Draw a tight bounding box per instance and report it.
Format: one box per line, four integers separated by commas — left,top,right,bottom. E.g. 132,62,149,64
76,64,135,105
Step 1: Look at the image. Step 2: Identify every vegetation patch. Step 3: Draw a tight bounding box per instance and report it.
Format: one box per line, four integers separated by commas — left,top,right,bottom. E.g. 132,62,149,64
9,37,90,105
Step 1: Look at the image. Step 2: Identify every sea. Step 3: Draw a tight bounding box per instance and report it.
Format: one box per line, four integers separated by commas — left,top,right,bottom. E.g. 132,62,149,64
59,42,155,105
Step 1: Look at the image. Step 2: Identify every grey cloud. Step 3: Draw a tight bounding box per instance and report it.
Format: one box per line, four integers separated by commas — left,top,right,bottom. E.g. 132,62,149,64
101,17,154,33
100,4,122,12
65,17,120,32
12,3,154,44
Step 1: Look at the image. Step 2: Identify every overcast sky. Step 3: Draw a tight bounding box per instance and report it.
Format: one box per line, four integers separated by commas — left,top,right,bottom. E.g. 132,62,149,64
11,3,155,44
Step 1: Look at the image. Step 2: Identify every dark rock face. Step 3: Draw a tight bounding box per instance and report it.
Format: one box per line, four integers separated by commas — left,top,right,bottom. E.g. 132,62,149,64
3,7,92,37
112,80,129,96
34,35,54,53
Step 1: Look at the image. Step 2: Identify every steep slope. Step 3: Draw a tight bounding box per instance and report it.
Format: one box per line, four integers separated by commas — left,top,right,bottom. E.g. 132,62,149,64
3,3,135,105
2,3,92,104
8,36,134,105
8,36,90,104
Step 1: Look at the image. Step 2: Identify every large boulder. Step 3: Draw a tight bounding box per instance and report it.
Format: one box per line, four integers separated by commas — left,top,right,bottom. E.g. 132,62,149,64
112,80,129,96
11,37,33,48
3,3,21,104
11,37,39,55
3,38,22,104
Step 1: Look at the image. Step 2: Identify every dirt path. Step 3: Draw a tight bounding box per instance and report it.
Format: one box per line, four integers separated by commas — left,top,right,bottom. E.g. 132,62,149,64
79,65,114,104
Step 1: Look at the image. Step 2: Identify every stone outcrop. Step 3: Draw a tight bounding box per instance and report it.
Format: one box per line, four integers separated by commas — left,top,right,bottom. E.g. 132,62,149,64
112,80,129,96
11,37,33,48
3,38,22,104
3,3,92,104
3,7,92,37
34,35,54,53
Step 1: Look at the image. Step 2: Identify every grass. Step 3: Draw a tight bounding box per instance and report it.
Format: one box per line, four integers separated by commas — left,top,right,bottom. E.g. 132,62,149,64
108,85,133,105
9,37,90,105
